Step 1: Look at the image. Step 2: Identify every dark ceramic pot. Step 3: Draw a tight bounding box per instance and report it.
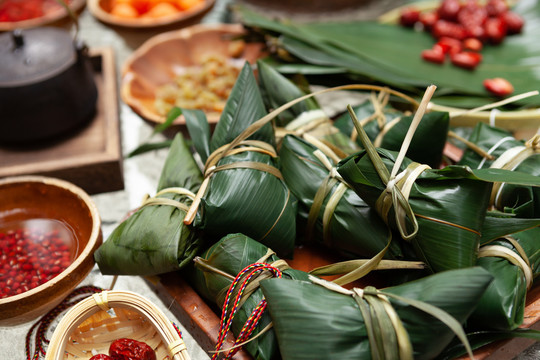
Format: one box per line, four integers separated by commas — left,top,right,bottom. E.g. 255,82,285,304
0,27,98,145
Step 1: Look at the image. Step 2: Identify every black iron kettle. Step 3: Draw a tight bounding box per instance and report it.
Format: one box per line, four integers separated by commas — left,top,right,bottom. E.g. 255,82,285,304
0,27,98,145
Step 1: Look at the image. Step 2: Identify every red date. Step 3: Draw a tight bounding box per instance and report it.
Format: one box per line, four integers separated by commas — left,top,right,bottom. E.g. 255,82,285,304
109,338,156,360
90,355,113,360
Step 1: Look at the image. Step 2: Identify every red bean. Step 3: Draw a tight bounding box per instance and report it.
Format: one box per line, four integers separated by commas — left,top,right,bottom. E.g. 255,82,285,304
0,224,74,299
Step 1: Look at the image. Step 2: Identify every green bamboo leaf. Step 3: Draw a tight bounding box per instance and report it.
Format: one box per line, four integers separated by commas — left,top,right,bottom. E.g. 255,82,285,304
210,62,273,150
189,62,298,258
126,140,173,158
469,226,540,331
153,107,182,135
459,122,540,217
280,135,400,260
335,105,450,168
257,59,319,126
481,214,540,243
183,108,211,163
338,148,494,272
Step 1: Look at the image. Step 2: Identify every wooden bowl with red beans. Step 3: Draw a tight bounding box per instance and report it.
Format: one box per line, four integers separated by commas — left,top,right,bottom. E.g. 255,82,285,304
0,176,102,326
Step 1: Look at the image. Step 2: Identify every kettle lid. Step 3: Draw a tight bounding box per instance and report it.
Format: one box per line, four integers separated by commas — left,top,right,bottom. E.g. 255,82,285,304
0,27,76,87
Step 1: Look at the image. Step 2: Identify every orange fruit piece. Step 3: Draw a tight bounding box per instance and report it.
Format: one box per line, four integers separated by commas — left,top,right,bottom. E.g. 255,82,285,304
144,2,179,17
176,0,203,11
110,2,139,17
112,0,150,14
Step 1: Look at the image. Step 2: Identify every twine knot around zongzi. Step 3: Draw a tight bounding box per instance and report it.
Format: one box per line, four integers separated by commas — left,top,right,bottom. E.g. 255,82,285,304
284,109,332,135
308,275,476,360
184,139,284,225
488,134,540,209
346,85,438,241
305,149,351,247
478,235,534,290
140,187,197,213
377,162,431,241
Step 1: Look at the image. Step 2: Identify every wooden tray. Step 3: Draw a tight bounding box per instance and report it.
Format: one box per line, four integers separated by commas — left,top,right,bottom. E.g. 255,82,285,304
147,244,540,360
0,47,124,195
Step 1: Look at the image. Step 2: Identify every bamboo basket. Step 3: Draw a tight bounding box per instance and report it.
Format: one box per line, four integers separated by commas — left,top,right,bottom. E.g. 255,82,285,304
44,290,191,360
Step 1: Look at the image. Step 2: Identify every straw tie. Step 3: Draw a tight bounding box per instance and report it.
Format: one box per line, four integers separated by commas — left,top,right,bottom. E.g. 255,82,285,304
284,109,331,134
488,134,540,208
348,85,437,241
479,235,534,290
93,291,110,312
140,187,197,213
309,275,476,360
306,149,350,247
350,89,396,143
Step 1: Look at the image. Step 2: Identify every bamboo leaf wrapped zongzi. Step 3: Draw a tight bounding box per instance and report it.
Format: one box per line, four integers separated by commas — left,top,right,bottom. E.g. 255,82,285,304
337,100,540,273
279,134,403,260
260,267,493,360
94,133,203,275
188,233,309,360
184,63,298,258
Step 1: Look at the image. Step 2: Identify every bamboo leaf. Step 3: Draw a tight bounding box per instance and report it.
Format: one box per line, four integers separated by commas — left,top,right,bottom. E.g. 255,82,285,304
126,140,173,158
210,62,273,150
481,214,540,243
236,1,540,108
183,108,211,163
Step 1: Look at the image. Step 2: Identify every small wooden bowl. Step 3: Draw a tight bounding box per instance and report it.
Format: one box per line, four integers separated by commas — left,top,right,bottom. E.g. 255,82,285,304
87,0,215,28
0,0,86,32
0,176,102,326
45,290,191,360
120,23,264,131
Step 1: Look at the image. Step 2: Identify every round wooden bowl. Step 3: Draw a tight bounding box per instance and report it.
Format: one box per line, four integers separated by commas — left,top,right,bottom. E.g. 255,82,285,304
0,176,102,326
120,23,264,131
0,0,86,32
87,0,215,28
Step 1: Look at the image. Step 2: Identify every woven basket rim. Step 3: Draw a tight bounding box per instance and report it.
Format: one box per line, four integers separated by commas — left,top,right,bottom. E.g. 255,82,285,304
44,290,191,360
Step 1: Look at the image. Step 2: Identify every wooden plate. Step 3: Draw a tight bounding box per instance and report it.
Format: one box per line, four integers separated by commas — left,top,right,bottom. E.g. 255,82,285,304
120,23,264,129
0,0,86,31
87,0,215,28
